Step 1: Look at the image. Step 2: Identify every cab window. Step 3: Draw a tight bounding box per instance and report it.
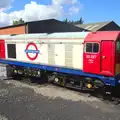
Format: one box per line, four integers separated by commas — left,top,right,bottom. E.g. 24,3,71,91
116,40,120,53
85,43,99,53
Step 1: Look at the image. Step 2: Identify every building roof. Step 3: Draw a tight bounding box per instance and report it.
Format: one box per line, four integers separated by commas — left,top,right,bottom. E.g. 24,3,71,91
0,22,27,29
0,19,61,29
74,21,119,32
0,19,88,32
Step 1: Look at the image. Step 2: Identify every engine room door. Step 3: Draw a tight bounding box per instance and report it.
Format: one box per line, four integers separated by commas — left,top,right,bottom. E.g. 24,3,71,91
100,40,114,76
54,44,65,66
0,40,5,59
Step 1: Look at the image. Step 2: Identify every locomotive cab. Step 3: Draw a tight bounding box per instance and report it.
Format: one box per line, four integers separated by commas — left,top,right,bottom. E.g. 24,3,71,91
83,31,120,77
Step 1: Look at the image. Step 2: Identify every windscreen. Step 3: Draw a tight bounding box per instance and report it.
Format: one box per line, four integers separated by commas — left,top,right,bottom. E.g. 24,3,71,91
116,39,120,53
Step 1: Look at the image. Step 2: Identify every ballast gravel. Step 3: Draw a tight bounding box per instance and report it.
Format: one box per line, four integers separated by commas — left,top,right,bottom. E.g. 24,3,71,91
0,79,119,120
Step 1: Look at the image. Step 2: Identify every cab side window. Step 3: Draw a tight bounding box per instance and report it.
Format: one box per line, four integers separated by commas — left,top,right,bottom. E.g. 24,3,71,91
93,43,99,53
85,43,99,53
7,44,16,59
86,43,92,52
116,41,120,53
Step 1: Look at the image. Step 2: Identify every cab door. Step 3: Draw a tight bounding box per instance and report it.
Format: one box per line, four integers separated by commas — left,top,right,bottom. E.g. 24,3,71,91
100,40,114,76
83,42,100,74
0,40,5,59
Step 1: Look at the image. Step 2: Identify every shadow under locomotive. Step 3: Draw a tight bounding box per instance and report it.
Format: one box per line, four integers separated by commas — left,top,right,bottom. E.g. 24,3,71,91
1,62,120,105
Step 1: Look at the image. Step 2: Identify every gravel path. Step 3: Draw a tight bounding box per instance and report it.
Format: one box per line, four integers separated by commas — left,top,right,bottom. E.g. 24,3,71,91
0,79,119,120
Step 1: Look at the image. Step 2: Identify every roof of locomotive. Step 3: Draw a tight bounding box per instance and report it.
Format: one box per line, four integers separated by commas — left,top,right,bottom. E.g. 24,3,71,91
1,31,120,42
85,31,120,42
0,35,12,39
0,32,90,40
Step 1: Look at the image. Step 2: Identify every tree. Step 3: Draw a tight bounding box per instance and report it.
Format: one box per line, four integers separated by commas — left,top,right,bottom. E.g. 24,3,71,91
13,18,25,25
79,17,84,24
63,17,84,24
63,18,68,23
75,17,84,24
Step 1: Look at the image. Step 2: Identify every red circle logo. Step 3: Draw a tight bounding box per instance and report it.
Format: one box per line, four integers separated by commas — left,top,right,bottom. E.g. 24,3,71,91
25,42,40,61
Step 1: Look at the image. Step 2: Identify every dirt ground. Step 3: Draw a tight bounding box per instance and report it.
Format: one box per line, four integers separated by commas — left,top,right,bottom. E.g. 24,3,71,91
0,79,120,120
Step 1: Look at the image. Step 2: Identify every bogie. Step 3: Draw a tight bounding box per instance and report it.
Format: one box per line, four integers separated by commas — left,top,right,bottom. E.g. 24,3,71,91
10,65,104,91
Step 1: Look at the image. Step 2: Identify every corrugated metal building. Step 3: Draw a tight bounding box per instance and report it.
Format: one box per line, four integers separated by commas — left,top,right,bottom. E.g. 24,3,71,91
0,19,88,35
74,21,120,32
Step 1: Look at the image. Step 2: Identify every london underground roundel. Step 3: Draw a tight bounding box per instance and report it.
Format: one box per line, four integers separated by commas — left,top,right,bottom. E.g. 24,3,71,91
25,42,40,61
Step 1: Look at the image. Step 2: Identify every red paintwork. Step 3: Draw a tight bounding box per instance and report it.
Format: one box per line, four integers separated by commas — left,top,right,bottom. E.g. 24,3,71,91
83,31,120,77
83,42,100,74
85,31,120,42
100,41,115,76
0,40,5,59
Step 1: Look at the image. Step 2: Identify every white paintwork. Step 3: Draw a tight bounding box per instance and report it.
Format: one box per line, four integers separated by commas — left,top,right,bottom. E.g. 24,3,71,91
73,44,83,69
5,43,8,59
16,41,26,62
39,44,48,64
15,40,48,64
0,32,90,70
55,44,65,66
